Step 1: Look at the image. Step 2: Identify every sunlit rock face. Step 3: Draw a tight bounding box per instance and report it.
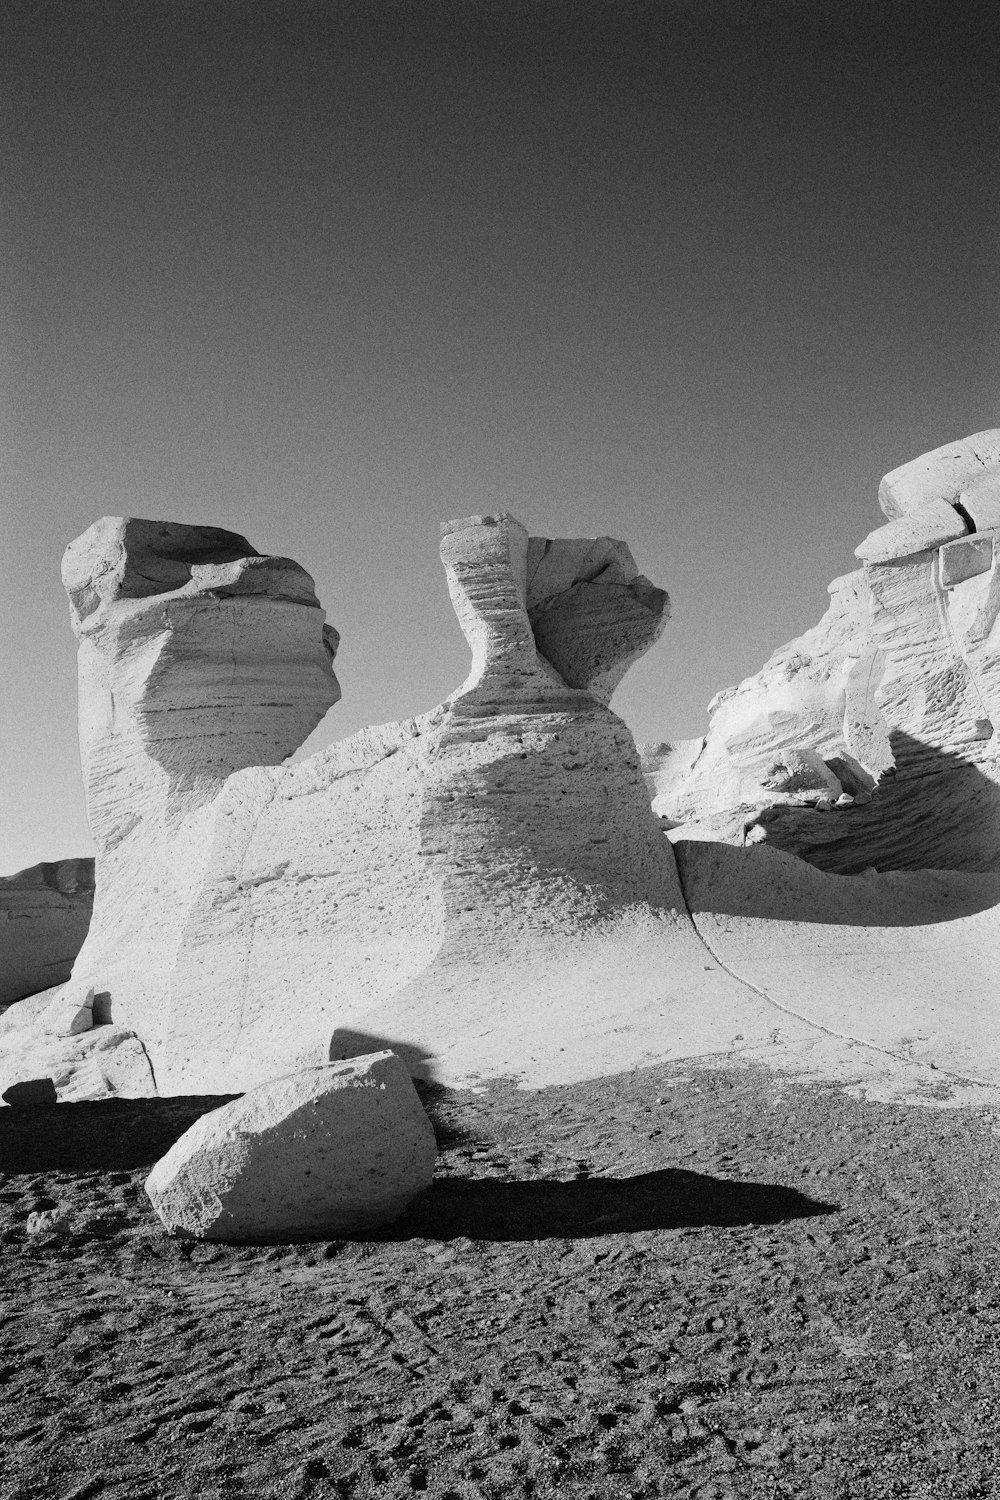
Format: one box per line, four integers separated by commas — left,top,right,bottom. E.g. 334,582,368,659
644,429,1000,875
61,517,341,850
37,517,340,1099
50,511,752,1098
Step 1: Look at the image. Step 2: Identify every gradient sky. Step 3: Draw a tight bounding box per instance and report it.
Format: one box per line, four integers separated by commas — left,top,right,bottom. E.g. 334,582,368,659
2,0,998,873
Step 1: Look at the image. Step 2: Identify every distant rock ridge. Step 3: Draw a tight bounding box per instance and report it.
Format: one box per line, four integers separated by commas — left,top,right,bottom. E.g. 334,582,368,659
0,858,95,1006
643,428,1000,874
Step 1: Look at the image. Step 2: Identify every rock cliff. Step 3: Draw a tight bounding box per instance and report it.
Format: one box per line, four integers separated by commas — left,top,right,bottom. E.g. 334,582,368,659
644,429,1000,875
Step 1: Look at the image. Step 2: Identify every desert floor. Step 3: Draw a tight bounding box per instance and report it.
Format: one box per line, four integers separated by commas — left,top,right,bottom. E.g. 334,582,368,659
2,1060,999,1500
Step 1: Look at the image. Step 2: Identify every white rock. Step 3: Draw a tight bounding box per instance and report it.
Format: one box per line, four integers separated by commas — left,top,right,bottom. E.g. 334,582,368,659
646,433,1000,876
0,988,155,1103
47,448,1000,1110
877,429,1000,518
42,983,95,1037
939,534,994,588
956,469,1000,531
26,1207,72,1236
61,509,736,1098
0,858,94,1005
144,1052,436,1242
854,498,967,563
646,569,870,835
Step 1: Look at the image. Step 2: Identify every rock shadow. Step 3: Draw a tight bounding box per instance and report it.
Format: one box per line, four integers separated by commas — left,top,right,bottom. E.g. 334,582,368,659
756,731,1000,878
329,1027,435,1079
0,1096,239,1175
678,731,1000,928
374,1168,837,1243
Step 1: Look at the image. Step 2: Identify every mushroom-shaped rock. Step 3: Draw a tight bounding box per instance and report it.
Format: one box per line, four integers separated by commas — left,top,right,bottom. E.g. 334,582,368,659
144,1052,436,1242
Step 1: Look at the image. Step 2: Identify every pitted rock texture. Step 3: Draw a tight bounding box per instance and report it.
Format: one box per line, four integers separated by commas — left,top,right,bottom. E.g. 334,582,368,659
145,1052,437,1242
57,511,753,1097
644,430,1000,876
0,858,94,1006
525,534,669,705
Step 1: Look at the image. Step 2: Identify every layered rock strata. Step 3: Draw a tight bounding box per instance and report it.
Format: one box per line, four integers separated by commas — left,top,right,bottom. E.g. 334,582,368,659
644,429,1000,875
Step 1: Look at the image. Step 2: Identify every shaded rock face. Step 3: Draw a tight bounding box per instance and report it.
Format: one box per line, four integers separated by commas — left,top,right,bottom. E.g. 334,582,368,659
144,1051,436,1242
56,511,733,1097
645,429,1000,875
0,859,95,1006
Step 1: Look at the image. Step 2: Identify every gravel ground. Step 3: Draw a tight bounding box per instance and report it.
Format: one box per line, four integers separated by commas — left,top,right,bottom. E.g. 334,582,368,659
2,1061,999,1500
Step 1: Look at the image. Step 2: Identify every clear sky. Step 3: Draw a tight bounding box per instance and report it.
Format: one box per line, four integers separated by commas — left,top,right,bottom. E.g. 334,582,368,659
2,0,998,874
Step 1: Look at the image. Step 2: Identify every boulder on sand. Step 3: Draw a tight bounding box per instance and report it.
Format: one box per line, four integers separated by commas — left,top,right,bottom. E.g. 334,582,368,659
144,1051,437,1242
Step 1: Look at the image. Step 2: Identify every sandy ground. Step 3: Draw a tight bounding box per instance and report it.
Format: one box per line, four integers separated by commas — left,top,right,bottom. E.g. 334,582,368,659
2,1060,1000,1500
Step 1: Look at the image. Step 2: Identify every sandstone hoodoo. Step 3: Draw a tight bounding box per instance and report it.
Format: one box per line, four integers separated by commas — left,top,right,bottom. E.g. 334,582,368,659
144,1051,437,1242
54,507,765,1095
644,428,1000,877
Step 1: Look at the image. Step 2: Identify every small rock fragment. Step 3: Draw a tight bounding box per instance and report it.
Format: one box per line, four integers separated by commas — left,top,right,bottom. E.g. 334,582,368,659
26,1206,72,1236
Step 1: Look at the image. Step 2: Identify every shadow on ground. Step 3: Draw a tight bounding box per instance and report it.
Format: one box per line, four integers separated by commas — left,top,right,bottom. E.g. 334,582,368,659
0,1097,836,1241
0,1096,241,1174
374,1169,836,1242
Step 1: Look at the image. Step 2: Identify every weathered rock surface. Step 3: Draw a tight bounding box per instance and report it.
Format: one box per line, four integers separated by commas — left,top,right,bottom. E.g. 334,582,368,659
61,517,340,851
52,509,772,1098
144,1051,436,1241
0,986,155,1103
33,517,340,1096
0,858,95,1005
645,429,1000,877
21,450,1000,1111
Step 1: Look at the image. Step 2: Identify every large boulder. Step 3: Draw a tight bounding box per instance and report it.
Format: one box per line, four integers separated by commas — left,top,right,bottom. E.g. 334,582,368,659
144,1051,436,1242
0,858,95,1005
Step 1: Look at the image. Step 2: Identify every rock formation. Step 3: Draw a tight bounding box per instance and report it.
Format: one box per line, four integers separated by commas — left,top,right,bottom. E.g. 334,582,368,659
644,429,1000,876
144,1051,436,1241
0,858,94,1005
10,440,1000,1111
28,507,814,1098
